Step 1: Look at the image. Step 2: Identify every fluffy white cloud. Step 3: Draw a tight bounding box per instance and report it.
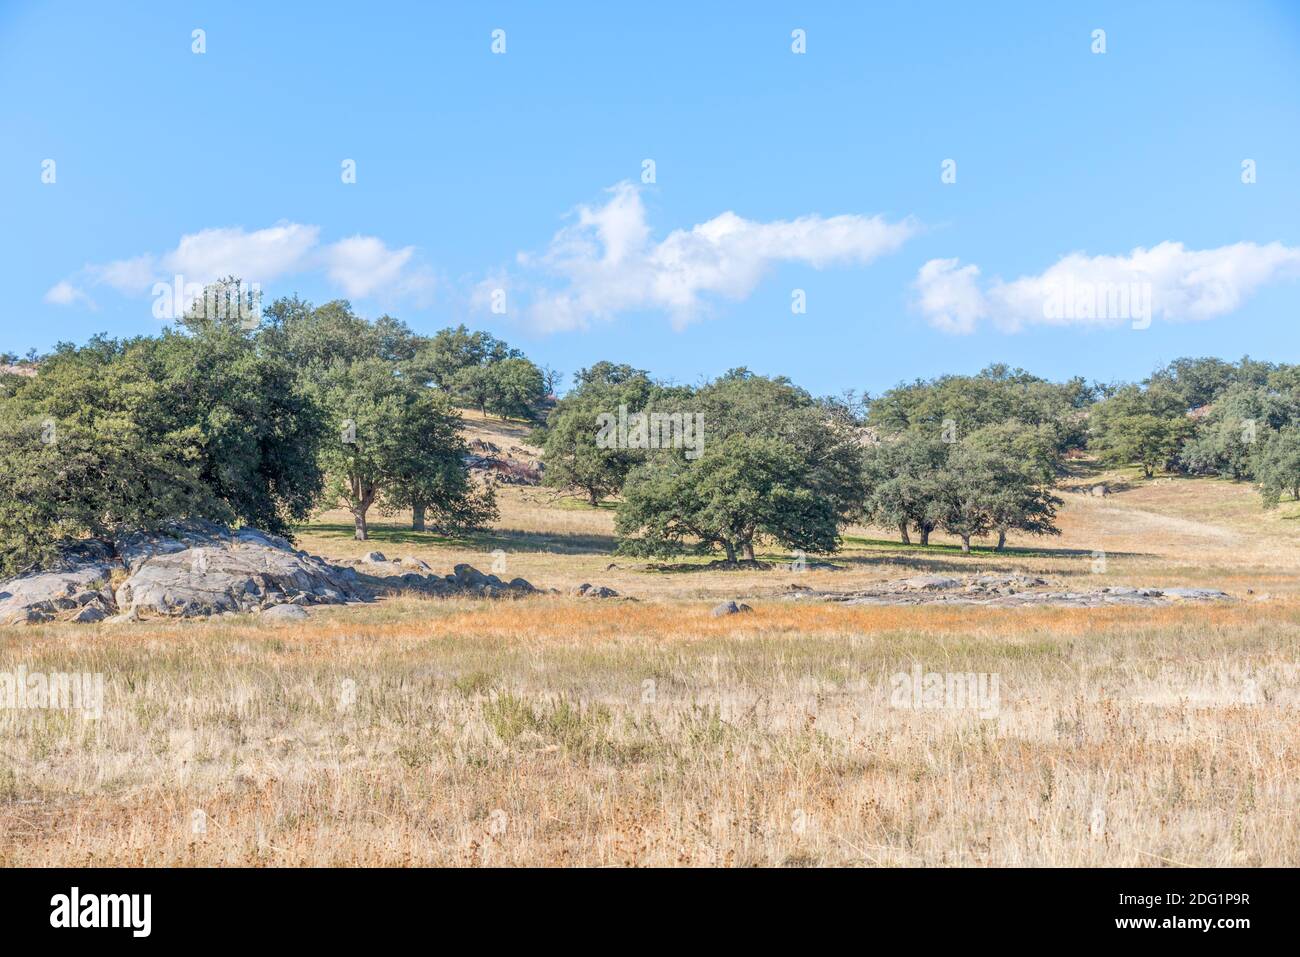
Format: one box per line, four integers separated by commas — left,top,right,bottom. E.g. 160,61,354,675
517,182,919,331
42,280,96,309
88,254,157,294
913,258,986,334
162,224,320,286
46,223,432,310
322,235,416,299
915,241,1300,333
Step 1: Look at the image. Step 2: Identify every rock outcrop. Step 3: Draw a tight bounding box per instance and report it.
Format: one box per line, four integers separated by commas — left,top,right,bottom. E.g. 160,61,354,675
782,574,1233,608
571,583,619,599
464,439,543,485
0,543,118,625
0,523,548,625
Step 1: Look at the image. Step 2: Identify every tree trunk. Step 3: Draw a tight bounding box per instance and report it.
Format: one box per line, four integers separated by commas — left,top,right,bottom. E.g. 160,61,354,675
723,541,737,563
919,524,932,547
353,508,369,541
740,542,755,562
588,489,600,507
960,534,971,554
412,504,426,532
995,529,1006,551
899,522,911,545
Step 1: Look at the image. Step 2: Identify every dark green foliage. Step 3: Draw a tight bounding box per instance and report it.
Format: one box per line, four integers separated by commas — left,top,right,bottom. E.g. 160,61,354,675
309,356,495,540
1088,384,1192,478
0,306,326,573
1255,426,1300,508
614,370,865,561
535,362,656,505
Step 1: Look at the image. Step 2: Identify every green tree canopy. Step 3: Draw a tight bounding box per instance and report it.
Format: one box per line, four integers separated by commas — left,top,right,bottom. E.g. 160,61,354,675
535,362,655,505
1255,426,1300,508
867,364,1092,455
860,431,949,545
310,357,493,540
614,370,865,562
0,296,328,572
1088,384,1191,478
927,445,1061,553
484,356,546,421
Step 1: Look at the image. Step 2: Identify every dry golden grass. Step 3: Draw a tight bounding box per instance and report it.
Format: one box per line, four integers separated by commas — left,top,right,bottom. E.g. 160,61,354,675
2,466,1299,866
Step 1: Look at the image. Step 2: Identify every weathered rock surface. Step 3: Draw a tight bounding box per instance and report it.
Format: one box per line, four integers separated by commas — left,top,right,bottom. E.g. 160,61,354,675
782,574,1233,608
0,522,550,625
711,600,754,617
335,557,542,599
464,439,543,485
112,522,366,619
571,583,620,599
261,604,310,622
895,575,963,591
0,558,118,625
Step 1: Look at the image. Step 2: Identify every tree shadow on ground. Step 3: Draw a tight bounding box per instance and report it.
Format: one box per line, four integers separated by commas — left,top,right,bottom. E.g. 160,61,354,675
300,522,618,556
842,536,1150,559
828,538,1155,577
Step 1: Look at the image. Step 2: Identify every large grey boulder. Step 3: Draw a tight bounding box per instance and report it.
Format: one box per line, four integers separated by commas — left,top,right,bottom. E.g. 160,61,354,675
70,605,109,623
115,536,365,619
711,600,753,617
453,563,492,588
261,604,310,623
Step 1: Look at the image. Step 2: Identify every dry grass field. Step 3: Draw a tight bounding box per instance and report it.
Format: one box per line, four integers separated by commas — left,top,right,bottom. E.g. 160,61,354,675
3,420,1299,866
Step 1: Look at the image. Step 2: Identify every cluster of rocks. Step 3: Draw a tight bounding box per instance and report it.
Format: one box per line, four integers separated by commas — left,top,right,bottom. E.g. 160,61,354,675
570,582,621,599
342,552,541,599
464,439,543,485
0,524,548,626
782,574,1234,608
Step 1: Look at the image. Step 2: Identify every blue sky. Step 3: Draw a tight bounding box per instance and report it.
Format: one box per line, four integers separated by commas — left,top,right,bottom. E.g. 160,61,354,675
3,1,1299,396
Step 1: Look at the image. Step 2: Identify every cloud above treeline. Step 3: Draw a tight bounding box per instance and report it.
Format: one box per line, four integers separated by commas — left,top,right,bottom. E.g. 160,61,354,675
914,241,1300,334
46,222,435,311
498,181,921,331
44,189,1298,339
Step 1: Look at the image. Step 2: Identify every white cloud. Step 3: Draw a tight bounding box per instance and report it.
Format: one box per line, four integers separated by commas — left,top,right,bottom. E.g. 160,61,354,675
915,241,1300,334
162,223,320,286
321,235,415,299
514,182,920,331
46,223,433,311
42,280,96,309
913,258,986,334
87,254,157,295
